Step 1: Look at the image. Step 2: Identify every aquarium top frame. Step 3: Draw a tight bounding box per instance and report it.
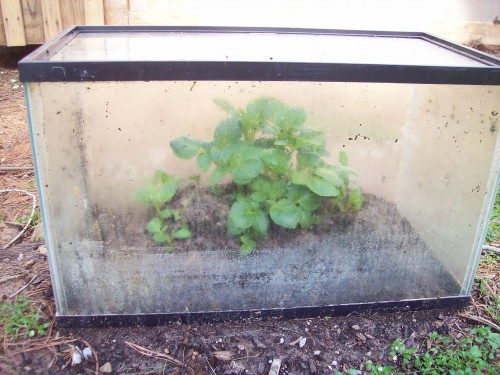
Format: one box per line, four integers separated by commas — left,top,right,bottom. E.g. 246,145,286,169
18,26,500,85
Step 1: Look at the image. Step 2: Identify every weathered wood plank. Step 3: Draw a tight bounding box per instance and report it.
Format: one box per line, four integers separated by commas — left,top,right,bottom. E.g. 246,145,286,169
1,0,26,46
21,0,44,44
41,0,63,40
60,0,85,29
104,0,128,25
84,0,104,25
0,4,6,45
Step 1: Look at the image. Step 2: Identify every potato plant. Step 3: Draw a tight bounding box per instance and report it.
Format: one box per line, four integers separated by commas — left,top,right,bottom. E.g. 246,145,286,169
137,170,191,252
169,97,363,255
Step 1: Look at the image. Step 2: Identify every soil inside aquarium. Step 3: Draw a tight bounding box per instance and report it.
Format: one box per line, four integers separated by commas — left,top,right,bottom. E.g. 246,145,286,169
133,189,460,312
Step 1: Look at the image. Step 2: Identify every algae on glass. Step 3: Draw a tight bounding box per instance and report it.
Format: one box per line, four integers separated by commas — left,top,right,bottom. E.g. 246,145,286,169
139,97,363,254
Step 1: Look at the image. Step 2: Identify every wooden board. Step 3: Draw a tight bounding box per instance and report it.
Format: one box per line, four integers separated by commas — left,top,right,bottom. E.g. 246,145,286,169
21,0,44,44
60,0,85,29
104,0,128,25
0,4,6,45
84,0,104,25
1,0,27,46
40,0,63,40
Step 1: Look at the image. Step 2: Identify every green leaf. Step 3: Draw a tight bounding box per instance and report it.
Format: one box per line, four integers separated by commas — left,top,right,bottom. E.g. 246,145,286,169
213,118,242,148
254,138,274,148
348,188,364,209
297,151,322,170
269,199,302,229
469,345,482,358
288,185,321,212
137,171,180,206
296,129,325,149
210,147,233,166
160,209,174,219
146,218,163,234
250,190,267,203
247,97,287,121
277,107,306,130
153,231,170,244
229,147,263,184
261,149,291,174
313,166,344,187
253,210,269,236
306,176,340,197
208,166,228,185
170,137,201,159
249,176,286,202
213,97,238,115
291,171,309,185
196,152,212,171
239,235,256,255
339,150,349,166
231,158,262,184
267,179,287,201
228,200,259,231
173,227,191,239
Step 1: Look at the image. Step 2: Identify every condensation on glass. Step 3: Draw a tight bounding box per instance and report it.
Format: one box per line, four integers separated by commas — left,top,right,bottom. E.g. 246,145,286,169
19,27,500,320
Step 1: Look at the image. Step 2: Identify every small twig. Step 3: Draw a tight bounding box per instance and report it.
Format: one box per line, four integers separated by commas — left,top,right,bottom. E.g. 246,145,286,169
482,245,500,254
0,166,33,172
0,188,37,249
9,274,38,298
0,274,22,284
5,338,77,355
125,341,194,374
4,221,24,228
457,313,500,332
206,358,217,375
232,354,260,361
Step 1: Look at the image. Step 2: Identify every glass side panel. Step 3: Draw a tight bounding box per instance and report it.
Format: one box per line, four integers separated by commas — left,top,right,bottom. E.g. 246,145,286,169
46,32,488,67
26,81,500,315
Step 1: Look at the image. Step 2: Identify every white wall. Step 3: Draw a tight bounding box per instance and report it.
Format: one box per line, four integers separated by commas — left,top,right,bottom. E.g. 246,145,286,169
128,0,500,44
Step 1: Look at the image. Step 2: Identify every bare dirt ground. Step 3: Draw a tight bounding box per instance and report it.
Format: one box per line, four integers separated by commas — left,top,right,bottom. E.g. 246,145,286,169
0,45,499,375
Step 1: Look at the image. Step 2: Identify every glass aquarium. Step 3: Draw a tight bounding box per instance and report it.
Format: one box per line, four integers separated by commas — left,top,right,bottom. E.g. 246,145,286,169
19,27,500,326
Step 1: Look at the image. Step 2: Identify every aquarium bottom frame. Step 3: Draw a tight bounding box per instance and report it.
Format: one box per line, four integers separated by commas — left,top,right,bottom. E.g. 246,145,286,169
56,296,470,328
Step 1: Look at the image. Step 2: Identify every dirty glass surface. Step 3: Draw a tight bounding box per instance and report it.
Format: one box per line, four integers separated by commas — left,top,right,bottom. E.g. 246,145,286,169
26,81,500,315
45,32,488,67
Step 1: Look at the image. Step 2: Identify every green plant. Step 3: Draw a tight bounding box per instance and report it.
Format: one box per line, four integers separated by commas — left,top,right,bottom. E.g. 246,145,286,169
137,170,191,251
485,190,500,243
170,97,363,254
0,297,50,340
343,327,499,374
474,252,499,325
15,207,41,227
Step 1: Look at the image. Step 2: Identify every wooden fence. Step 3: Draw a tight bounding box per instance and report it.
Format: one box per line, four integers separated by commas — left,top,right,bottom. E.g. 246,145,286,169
0,0,128,46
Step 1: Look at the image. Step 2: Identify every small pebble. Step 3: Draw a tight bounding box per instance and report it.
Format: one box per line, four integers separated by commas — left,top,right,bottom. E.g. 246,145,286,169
279,337,284,344
352,324,360,331
313,350,321,356
71,351,82,366
100,362,112,373
299,337,307,348
82,347,92,360
332,360,338,366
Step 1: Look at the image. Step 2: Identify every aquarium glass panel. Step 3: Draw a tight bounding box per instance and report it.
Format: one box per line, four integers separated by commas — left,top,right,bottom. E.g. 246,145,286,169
25,80,500,315
45,32,488,67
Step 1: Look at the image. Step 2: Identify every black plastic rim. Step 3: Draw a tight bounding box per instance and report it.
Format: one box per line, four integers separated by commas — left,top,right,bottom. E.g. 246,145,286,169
56,296,471,328
18,26,500,85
